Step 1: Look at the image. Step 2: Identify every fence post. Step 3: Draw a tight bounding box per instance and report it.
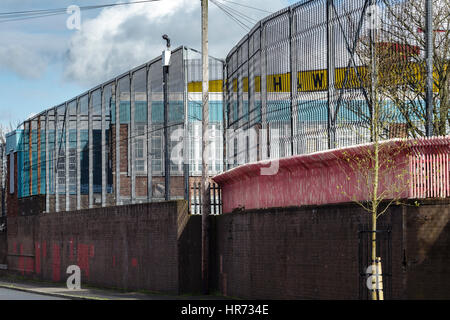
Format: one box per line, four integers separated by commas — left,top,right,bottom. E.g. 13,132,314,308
327,0,337,149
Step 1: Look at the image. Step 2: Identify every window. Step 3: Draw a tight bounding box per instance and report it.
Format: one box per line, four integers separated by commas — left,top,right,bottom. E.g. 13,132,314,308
151,125,163,173
135,124,147,174
57,143,66,191
69,148,77,194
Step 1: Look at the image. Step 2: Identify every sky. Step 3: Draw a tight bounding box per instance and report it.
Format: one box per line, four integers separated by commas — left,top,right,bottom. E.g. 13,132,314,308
0,0,296,131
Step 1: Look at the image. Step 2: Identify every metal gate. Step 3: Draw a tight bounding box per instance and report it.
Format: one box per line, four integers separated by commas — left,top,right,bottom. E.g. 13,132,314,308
358,226,392,300
190,182,222,215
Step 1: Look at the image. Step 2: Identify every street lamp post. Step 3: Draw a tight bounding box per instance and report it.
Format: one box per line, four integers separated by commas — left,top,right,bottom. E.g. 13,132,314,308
162,34,171,201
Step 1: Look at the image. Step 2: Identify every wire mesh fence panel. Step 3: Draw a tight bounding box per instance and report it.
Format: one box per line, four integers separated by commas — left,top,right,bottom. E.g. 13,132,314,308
224,0,448,166
91,89,102,202
67,100,77,210
56,104,66,211
132,68,148,202
185,48,225,176
294,0,329,154
265,11,293,160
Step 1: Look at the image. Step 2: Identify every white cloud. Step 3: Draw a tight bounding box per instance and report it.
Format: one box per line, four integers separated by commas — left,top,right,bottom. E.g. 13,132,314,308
0,31,66,79
64,0,289,86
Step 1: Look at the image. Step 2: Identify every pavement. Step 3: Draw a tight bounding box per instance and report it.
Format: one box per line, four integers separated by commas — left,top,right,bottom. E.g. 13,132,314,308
0,276,230,300
0,287,69,300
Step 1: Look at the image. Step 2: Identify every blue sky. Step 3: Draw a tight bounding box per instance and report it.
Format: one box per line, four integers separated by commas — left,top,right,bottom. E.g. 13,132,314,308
0,0,296,131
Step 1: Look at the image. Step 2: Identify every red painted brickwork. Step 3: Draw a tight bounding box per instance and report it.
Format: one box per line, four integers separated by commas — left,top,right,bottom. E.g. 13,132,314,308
6,200,201,294
214,137,450,213
212,200,450,300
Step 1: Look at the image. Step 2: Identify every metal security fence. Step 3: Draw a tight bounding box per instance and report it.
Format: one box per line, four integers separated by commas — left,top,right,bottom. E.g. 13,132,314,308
5,0,449,214
190,182,223,215
358,226,392,300
224,0,449,169
8,46,224,213
0,143,5,218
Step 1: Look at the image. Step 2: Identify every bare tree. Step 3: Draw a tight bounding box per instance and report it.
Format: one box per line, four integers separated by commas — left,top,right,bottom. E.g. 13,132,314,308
332,0,440,300
0,122,18,145
368,0,449,137
0,125,8,145
336,133,412,300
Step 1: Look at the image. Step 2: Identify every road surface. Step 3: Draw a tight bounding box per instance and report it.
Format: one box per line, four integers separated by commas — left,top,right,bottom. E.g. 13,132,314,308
0,288,67,300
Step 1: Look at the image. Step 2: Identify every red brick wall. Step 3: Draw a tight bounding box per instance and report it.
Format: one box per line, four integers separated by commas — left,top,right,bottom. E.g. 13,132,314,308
212,200,450,300
6,200,201,294
402,201,450,299
0,233,6,265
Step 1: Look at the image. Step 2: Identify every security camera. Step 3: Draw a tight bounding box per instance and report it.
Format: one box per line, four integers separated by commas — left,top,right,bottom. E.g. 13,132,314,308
162,34,171,48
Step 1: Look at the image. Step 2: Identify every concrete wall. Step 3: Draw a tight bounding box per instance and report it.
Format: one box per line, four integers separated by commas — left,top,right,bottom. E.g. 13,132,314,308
212,200,450,300
6,200,202,294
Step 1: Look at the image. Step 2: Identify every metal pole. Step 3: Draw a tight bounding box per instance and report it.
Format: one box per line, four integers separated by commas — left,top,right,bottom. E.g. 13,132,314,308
163,64,170,201
222,62,228,168
289,8,295,156
54,109,59,212
101,86,106,207
147,65,153,202
201,0,210,295
114,81,120,205
76,98,81,210
327,0,336,149
45,111,49,213
28,121,32,197
65,103,70,211
130,74,136,204
183,48,190,204
369,0,377,143
260,22,268,160
425,0,433,137
162,34,171,202
289,8,298,156
88,92,93,209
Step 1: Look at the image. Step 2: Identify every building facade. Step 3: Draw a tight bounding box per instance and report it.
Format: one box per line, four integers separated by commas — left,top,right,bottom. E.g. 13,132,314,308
5,47,224,214
4,0,449,216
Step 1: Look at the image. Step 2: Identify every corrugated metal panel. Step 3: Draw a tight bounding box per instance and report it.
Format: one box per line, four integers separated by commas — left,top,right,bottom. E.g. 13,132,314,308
213,136,450,213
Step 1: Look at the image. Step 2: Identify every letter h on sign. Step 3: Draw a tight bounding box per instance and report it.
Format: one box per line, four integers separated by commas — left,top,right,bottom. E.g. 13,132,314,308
273,76,283,92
